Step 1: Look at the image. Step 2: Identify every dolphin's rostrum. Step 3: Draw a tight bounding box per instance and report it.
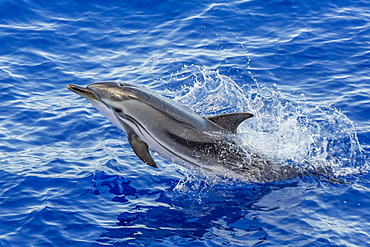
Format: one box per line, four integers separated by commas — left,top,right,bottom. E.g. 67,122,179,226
67,82,298,182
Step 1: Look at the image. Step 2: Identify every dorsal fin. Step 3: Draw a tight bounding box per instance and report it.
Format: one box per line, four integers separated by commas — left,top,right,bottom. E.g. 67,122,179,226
206,113,254,133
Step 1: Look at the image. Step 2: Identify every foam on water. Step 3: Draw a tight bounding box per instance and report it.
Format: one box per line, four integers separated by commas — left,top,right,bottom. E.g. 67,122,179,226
169,65,368,182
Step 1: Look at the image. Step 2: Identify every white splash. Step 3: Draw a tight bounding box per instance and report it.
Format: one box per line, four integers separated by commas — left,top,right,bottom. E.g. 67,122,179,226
167,65,368,181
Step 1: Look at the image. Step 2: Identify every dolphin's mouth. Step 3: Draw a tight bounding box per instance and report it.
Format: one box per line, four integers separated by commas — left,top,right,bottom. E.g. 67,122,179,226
67,84,100,101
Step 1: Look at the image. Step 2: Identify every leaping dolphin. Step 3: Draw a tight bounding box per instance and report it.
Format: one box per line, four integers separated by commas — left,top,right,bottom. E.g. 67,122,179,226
67,82,299,182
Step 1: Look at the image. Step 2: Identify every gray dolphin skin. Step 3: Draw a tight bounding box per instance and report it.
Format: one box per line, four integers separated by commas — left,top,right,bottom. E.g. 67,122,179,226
67,82,299,182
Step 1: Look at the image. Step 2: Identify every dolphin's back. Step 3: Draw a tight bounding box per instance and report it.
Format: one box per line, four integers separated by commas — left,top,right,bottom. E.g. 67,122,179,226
118,85,223,132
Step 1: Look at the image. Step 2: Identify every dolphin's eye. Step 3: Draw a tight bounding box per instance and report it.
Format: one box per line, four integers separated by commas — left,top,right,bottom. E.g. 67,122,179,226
113,107,122,113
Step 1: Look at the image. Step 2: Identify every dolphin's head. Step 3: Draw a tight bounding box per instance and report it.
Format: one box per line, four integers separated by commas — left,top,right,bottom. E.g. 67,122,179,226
67,82,132,131
67,82,133,102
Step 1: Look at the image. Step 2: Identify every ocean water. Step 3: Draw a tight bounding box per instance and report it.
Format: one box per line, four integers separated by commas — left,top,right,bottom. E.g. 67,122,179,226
0,0,369,246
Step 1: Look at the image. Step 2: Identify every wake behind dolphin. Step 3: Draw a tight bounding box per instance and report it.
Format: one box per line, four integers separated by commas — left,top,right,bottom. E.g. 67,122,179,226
67,82,299,182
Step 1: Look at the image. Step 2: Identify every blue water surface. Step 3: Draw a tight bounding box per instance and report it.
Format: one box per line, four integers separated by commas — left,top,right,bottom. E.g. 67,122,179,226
0,0,369,246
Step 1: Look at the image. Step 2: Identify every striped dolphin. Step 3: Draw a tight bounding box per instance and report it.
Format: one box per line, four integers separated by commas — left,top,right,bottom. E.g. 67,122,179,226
67,82,298,182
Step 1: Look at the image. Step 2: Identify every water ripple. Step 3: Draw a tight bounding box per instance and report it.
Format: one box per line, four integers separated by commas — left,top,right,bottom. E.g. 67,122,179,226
0,0,369,245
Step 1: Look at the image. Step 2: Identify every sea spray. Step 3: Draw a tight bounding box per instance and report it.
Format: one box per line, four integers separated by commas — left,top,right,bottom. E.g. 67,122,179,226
167,65,367,183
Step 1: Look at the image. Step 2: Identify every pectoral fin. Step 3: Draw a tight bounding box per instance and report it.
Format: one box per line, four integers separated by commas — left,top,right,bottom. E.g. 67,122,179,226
127,133,158,168
206,113,254,133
